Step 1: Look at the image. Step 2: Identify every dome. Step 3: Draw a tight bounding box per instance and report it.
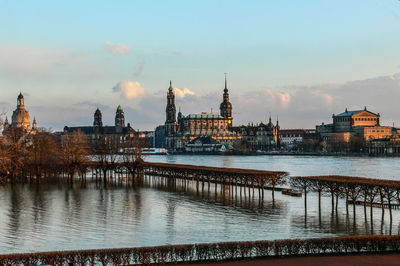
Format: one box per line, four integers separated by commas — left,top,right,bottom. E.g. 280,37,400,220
220,101,232,109
11,107,31,130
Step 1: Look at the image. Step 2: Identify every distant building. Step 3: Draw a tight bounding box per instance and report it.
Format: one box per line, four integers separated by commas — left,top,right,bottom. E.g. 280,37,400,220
154,125,166,148
186,136,227,153
316,107,394,142
164,76,240,152
280,129,315,148
63,105,136,147
232,118,280,151
3,93,37,135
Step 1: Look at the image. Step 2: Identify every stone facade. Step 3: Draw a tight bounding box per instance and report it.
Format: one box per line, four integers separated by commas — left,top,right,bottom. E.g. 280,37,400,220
3,93,37,135
63,106,136,147
165,77,240,151
316,107,394,142
232,118,280,151
279,129,315,148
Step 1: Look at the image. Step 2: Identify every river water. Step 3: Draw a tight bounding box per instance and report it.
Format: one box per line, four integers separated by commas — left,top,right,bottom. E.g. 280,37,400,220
0,155,399,254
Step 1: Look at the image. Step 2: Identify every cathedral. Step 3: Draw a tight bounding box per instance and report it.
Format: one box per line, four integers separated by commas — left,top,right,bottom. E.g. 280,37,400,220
3,93,37,135
164,76,280,152
63,105,135,146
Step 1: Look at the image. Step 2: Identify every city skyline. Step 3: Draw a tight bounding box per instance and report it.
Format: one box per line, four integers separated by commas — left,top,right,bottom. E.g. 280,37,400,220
1,1,400,130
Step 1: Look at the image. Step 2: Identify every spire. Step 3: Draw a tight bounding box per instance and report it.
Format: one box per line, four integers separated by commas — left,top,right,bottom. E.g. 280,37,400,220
269,112,272,124
224,72,227,90
169,80,173,91
32,116,37,130
276,115,279,126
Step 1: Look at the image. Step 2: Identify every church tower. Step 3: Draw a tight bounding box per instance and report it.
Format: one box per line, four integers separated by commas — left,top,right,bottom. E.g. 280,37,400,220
93,108,103,127
220,73,232,128
32,117,37,131
115,105,125,127
165,81,177,149
11,92,31,130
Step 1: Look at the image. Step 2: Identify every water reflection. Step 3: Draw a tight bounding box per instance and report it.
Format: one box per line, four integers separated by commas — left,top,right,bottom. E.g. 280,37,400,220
0,155,400,254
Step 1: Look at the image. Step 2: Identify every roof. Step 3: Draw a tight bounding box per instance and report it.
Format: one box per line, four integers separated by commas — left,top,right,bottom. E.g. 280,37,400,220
185,114,224,119
63,125,134,134
189,136,220,145
335,110,364,117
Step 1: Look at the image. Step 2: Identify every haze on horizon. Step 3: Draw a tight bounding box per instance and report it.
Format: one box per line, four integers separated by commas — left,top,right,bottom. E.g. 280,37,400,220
1,0,400,131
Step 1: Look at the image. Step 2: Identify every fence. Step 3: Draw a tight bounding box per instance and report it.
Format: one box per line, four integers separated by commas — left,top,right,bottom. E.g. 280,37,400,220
1,235,399,265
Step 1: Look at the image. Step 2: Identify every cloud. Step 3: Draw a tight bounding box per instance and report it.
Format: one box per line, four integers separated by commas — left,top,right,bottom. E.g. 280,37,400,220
174,87,196,98
133,61,145,77
104,41,131,56
277,92,291,108
112,81,146,99
312,91,333,105
0,43,101,81
171,51,183,55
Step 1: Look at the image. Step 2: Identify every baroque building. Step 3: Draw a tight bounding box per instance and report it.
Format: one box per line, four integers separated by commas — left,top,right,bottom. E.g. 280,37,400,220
165,76,240,151
3,93,37,135
232,117,280,151
163,76,280,152
63,105,135,147
316,107,395,142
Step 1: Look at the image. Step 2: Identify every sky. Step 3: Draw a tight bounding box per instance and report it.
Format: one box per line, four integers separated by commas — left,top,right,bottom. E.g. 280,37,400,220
1,0,400,131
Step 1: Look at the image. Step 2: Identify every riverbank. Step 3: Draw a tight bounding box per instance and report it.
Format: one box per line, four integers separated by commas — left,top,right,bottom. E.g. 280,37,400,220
168,151,399,157
186,253,400,266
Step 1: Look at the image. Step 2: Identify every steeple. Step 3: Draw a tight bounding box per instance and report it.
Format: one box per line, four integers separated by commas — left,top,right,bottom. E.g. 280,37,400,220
115,105,125,127
93,108,103,127
177,106,183,124
17,92,24,108
220,73,232,126
169,80,173,92
166,80,176,123
224,72,228,92
32,117,37,130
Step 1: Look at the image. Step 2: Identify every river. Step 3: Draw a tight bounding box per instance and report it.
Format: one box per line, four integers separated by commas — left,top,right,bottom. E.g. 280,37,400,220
0,155,399,254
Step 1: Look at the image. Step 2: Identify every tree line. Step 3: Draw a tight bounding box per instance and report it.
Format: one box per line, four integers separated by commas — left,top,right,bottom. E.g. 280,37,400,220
0,116,146,184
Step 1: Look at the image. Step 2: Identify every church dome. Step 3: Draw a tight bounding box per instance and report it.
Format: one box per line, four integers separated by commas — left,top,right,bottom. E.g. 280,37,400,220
11,93,31,130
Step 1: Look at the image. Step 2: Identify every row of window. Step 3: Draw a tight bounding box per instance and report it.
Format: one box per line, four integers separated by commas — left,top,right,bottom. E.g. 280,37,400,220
355,117,377,121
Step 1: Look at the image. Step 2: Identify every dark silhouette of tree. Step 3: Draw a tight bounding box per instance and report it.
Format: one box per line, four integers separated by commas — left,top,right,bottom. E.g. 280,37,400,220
122,137,146,184
27,129,59,183
61,130,90,183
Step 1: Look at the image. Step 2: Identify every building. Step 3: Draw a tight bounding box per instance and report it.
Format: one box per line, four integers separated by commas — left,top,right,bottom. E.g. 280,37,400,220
232,118,280,151
186,136,227,153
280,129,316,148
316,107,394,142
154,125,166,148
3,93,37,135
164,76,241,151
63,105,136,147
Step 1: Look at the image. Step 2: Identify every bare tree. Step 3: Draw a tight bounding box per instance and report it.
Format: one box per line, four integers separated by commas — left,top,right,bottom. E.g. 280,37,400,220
61,130,90,183
92,135,120,187
121,137,146,183
27,129,59,183
1,127,29,183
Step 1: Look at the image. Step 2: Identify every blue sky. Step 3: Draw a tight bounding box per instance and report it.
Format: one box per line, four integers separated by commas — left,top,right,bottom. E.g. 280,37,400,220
1,0,400,130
